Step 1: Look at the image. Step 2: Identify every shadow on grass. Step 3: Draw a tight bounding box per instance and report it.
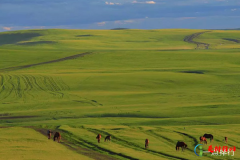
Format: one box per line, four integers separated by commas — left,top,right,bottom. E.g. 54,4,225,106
86,113,169,118
0,33,41,46
76,35,94,37
17,41,56,45
180,70,204,74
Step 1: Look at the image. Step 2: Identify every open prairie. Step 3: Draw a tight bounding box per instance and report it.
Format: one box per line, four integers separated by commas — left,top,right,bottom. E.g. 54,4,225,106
0,29,240,159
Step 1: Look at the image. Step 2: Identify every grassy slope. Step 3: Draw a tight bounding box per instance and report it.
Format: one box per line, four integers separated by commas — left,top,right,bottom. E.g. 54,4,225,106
0,29,240,159
0,127,93,160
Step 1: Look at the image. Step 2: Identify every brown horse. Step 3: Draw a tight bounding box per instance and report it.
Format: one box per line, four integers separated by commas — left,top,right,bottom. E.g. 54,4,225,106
225,137,228,143
199,136,207,144
176,141,187,151
105,135,111,142
53,132,61,143
145,139,149,149
96,134,101,143
47,130,52,139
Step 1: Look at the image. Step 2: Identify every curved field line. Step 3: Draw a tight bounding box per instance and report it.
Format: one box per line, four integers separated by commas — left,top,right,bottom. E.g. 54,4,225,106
0,52,92,72
184,32,210,49
0,74,5,96
144,130,175,145
0,74,69,101
1,75,14,101
88,128,188,160
22,75,35,98
13,75,22,98
173,131,198,148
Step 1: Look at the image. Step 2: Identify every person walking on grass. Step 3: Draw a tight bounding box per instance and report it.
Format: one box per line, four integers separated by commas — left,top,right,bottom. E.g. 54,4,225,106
47,130,52,139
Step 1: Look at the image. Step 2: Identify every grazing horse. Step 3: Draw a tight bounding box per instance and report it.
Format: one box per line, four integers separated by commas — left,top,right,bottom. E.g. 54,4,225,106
47,130,52,139
176,141,187,151
203,134,213,142
145,139,149,149
105,135,111,142
199,136,207,144
96,134,101,143
225,137,228,143
53,132,61,143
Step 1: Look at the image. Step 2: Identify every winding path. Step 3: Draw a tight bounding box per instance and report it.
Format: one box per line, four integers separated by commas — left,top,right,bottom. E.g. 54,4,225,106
184,32,210,49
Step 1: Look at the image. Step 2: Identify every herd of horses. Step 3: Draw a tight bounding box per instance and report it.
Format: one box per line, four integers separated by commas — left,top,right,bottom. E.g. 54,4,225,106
176,133,215,151
47,130,227,152
177,134,228,151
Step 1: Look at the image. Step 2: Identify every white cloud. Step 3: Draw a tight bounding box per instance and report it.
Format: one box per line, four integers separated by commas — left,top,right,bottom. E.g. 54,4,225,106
114,19,135,25
2,27,13,31
231,9,237,11
105,2,121,5
132,1,156,4
146,1,156,4
97,21,106,26
124,20,134,23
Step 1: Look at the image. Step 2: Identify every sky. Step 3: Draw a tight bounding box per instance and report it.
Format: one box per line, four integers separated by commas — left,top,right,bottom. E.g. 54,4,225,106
0,0,240,31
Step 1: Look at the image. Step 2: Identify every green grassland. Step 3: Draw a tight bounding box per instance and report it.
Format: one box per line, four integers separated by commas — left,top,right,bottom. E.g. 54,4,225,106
0,127,93,160
0,29,240,160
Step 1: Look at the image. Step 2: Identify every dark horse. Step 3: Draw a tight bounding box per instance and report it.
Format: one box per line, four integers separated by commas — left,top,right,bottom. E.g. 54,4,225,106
105,135,111,142
176,141,187,151
199,136,207,144
145,139,149,149
203,134,213,142
53,132,61,143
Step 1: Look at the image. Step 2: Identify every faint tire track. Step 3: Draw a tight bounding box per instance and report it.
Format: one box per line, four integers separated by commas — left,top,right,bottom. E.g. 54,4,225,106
184,32,210,49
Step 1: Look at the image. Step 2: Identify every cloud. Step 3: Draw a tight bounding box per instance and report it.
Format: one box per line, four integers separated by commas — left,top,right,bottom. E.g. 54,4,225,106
114,19,135,25
97,21,106,26
2,27,13,31
105,2,121,5
132,1,156,4
146,1,156,4
0,0,240,30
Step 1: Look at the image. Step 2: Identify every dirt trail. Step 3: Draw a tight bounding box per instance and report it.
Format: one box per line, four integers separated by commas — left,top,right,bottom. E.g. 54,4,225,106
34,128,120,160
223,38,240,43
0,52,92,72
184,32,210,49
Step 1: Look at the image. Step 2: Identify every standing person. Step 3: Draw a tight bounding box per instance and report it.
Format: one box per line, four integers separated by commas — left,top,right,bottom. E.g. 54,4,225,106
96,134,101,143
145,139,149,149
225,137,228,143
47,130,52,139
